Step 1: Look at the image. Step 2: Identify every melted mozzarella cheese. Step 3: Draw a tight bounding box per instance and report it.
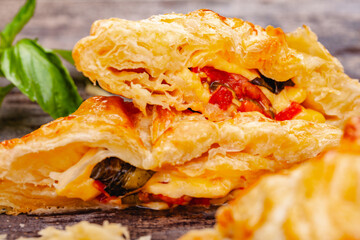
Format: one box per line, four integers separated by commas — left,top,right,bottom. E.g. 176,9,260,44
295,107,326,123
259,85,325,122
176,68,210,104
55,165,100,201
190,51,260,80
205,56,260,80
260,86,307,113
143,152,274,199
50,148,113,201
143,172,246,199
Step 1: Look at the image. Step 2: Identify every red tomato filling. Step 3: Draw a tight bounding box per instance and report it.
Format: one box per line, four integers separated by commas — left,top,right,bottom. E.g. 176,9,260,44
139,192,210,208
138,192,191,207
275,102,302,121
238,99,272,118
93,181,210,207
93,180,117,203
189,197,211,207
209,86,233,110
192,67,273,118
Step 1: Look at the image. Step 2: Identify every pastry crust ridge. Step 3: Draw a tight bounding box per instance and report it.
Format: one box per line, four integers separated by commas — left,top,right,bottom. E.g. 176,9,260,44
179,117,360,240
0,96,341,214
73,9,360,127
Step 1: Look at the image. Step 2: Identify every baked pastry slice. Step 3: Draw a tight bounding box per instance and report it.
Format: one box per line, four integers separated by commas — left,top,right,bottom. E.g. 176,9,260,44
73,9,360,127
179,117,360,240
0,96,341,214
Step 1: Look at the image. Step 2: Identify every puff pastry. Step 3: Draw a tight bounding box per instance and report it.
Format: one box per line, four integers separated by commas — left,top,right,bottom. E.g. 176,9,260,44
18,221,130,240
179,117,360,240
0,96,341,214
73,9,360,127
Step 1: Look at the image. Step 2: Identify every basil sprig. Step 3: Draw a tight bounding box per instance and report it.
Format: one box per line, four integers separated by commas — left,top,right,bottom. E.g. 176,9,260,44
0,0,83,118
1,39,83,118
0,0,35,49
51,49,75,65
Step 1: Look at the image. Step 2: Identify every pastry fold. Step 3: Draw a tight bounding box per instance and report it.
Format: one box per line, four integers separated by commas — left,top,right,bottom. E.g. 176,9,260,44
73,9,360,127
0,96,341,214
179,117,360,240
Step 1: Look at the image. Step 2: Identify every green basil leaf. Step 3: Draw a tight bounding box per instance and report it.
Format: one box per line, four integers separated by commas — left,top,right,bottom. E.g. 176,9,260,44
52,49,75,65
0,0,36,49
0,39,83,119
0,83,14,107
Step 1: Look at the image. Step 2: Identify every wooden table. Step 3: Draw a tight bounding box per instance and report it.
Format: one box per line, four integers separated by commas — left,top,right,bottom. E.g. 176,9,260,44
0,0,359,239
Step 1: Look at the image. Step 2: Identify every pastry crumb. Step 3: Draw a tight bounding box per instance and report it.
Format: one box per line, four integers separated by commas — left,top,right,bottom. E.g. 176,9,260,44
17,221,130,240
138,236,151,240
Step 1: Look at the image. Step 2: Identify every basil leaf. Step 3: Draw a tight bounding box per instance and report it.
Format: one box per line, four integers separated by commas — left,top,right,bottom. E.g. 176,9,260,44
52,49,75,65
0,83,14,107
0,0,36,49
0,49,4,77
0,39,83,119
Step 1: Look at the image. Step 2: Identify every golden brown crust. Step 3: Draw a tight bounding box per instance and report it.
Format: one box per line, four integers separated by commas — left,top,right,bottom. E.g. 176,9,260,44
0,181,107,215
182,117,360,240
286,27,360,128
0,96,148,214
73,10,298,113
0,96,341,214
0,96,150,179
73,10,360,127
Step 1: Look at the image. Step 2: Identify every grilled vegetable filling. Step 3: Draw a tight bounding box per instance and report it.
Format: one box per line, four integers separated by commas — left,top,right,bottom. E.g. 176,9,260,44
192,67,275,118
191,67,304,121
90,157,154,197
250,75,295,95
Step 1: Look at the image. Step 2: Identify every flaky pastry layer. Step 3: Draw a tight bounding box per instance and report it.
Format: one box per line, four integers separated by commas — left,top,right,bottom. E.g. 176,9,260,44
0,96,341,214
179,117,360,240
73,9,360,127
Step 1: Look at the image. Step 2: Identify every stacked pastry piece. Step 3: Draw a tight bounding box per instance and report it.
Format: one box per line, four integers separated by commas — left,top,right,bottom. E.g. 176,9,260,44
180,117,360,240
0,10,359,215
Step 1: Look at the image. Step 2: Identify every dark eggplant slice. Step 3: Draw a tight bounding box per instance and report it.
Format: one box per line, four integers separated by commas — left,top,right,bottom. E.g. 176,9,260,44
121,194,142,205
90,157,123,184
90,157,155,197
250,75,295,95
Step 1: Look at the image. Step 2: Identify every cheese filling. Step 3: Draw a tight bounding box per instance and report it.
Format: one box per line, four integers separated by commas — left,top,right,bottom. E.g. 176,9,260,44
50,148,113,201
188,63,325,122
50,148,280,207
49,57,325,206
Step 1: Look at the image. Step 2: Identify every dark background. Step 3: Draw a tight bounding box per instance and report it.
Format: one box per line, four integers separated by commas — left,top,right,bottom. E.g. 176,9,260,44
0,0,359,239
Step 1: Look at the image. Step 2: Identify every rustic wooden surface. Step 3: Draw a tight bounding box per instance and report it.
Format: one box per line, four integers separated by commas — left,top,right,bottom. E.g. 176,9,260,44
0,207,217,239
0,0,359,239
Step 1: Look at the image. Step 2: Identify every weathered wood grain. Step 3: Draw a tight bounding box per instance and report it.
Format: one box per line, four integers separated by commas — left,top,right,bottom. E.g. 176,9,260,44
0,206,217,239
0,0,359,239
